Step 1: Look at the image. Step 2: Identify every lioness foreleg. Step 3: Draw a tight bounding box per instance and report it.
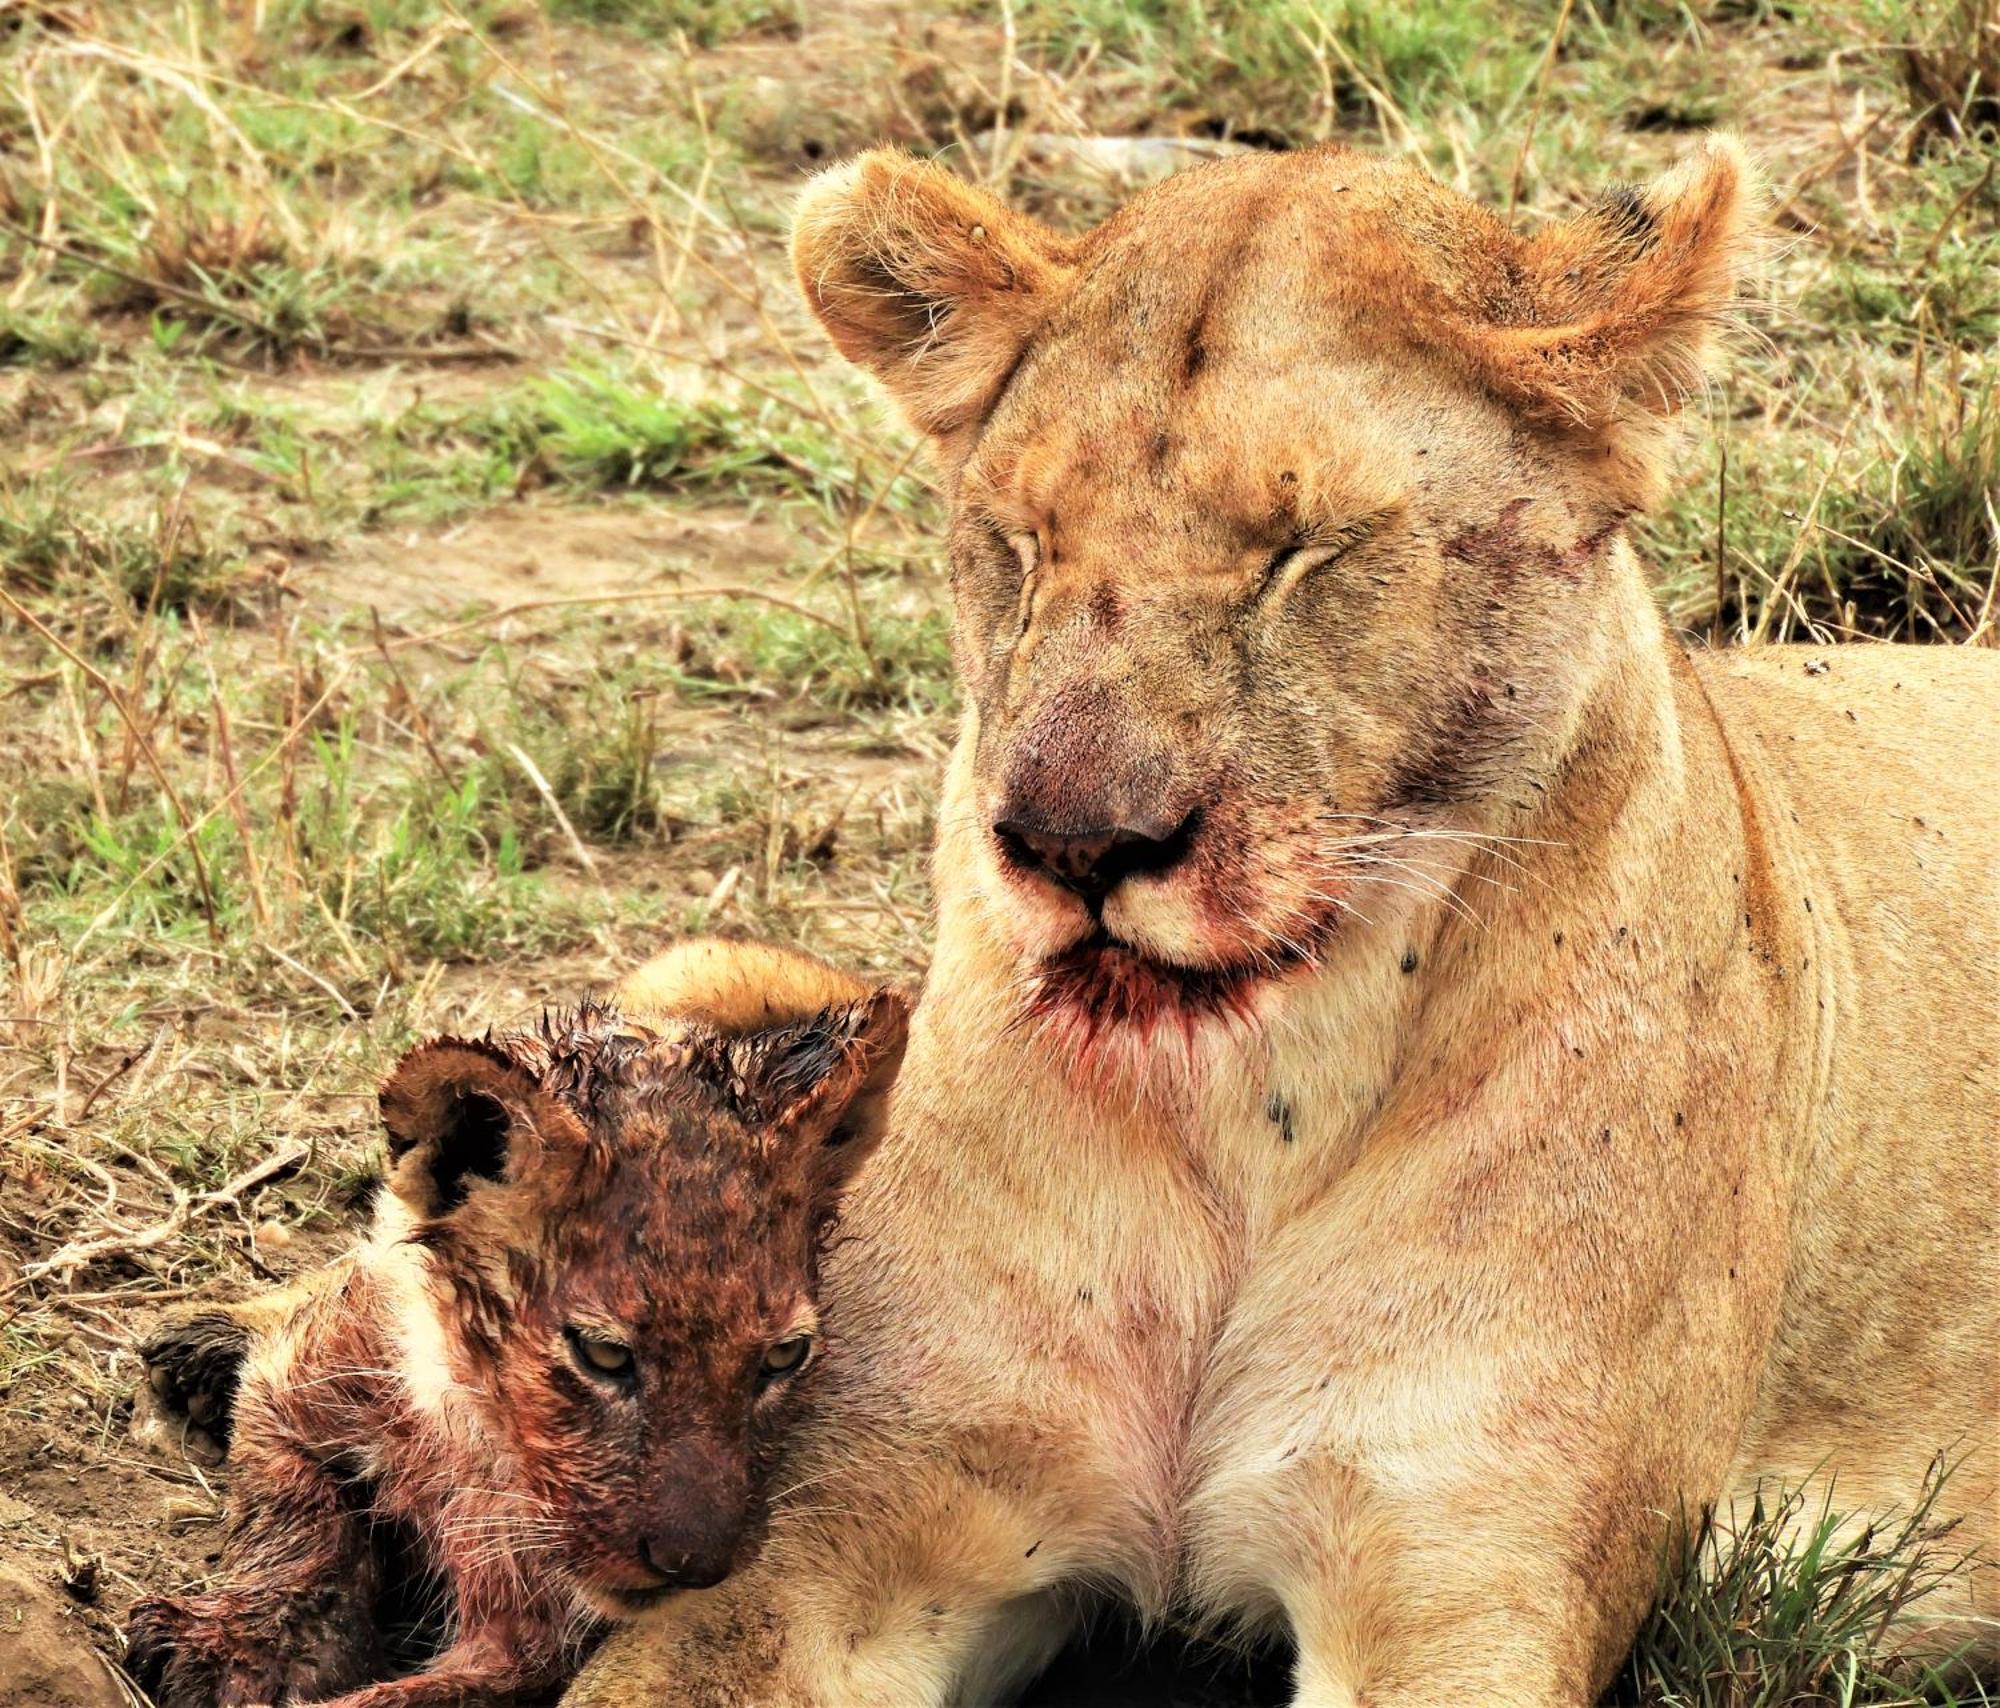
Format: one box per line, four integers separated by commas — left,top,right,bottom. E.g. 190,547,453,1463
563,1450,1085,1707
1277,1511,1617,1708
1187,1167,1746,1708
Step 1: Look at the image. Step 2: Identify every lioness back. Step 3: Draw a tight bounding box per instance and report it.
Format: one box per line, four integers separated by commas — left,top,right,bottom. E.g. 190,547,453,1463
1695,642,1998,1566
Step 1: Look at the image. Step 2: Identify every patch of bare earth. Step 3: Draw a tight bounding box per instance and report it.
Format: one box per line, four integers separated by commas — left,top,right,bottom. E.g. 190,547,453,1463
316,500,801,613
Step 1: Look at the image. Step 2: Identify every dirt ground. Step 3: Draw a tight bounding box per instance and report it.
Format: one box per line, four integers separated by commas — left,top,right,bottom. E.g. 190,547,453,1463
0,0,1992,1702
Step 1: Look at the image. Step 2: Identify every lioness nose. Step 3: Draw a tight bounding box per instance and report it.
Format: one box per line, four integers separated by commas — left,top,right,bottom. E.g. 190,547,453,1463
994,806,1198,902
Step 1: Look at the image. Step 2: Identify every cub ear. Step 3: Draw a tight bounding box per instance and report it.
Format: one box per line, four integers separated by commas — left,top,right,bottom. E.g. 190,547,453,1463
1477,135,1753,433
377,1038,554,1218
792,149,1077,440
737,986,911,1204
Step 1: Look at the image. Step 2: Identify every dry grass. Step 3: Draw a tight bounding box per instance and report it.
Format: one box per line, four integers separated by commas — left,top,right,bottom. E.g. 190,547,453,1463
0,0,1992,1701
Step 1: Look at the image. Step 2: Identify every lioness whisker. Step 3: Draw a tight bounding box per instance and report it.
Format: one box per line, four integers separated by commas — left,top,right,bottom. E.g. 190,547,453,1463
1329,846,1522,899
768,1463,851,1503
1319,811,1567,849
1340,867,1487,930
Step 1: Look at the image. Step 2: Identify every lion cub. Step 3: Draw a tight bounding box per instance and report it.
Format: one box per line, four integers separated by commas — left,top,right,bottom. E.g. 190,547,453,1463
127,942,906,1708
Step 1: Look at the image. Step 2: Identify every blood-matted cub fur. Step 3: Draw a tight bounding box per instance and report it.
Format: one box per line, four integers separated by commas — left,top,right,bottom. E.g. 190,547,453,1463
130,942,906,1708
558,139,1998,1706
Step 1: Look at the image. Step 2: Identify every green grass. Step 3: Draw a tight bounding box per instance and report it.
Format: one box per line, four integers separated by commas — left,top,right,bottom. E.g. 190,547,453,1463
1015,0,1548,145
6,639,615,970
1612,1462,1996,1707
35,346,925,525
251,0,536,50
0,474,252,609
1645,349,1998,643
0,356,931,599
668,591,954,712
0,303,99,369
1880,0,2000,141
0,0,732,359
523,687,676,842
1797,122,2000,355
544,0,804,45
482,363,928,515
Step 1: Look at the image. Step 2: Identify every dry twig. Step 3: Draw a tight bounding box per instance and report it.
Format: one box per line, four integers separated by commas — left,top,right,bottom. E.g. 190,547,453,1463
14,1141,310,1288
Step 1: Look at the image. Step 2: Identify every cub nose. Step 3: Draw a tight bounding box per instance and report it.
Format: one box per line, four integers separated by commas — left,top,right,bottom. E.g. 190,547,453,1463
993,805,1199,902
633,1434,749,1590
637,1528,738,1590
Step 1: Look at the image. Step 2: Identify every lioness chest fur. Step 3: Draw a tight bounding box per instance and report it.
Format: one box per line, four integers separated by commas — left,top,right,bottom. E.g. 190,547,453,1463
589,140,1992,1708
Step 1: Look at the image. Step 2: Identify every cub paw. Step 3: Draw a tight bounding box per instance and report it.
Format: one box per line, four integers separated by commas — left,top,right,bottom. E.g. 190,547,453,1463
126,1589,376,1708
125,1595,279,1708
138,1311,251,1461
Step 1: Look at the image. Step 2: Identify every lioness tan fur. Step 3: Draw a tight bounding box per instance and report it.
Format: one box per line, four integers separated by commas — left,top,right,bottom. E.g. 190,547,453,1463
556,139,1997,1707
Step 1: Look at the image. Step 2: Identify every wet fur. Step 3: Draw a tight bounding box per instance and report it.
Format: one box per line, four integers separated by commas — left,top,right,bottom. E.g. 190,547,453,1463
129,946,905,1708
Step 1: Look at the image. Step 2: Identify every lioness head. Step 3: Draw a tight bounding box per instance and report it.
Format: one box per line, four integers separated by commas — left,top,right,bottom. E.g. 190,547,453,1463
794,142,1747,1056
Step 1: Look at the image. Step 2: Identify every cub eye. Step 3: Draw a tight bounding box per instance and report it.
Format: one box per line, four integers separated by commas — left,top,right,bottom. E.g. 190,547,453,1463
759,1335,813,1382
565,1327,634,1381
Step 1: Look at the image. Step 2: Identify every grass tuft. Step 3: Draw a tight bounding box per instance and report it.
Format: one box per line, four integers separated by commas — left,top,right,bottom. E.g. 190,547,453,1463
1896,0,2000,141
545,0,803,45
1612,1461,1996,1707
483,363,928,516
1015,0,1543,145
0,477,251,611
0,303,99,367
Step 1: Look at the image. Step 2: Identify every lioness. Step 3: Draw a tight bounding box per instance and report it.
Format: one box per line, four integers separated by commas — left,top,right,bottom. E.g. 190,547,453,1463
556,138,1997,1706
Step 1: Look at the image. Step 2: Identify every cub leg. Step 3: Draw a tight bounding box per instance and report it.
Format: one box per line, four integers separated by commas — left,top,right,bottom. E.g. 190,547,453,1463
305,1536,593,1708
308,1634,571,1708
127,1382,386,1705
562,1452,1085,1708
139,1259,355,1456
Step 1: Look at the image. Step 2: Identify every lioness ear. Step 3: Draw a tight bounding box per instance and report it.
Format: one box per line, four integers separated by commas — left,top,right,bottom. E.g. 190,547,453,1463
1477,136,1752,431
378,1038,559,1218
793,150,1077,439
736,987,911,1203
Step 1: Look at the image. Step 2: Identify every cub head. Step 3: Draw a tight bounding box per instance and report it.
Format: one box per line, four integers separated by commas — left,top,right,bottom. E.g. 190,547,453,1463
794,140,1750,1063
375,954,908,1615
